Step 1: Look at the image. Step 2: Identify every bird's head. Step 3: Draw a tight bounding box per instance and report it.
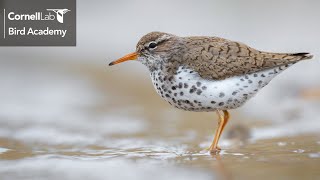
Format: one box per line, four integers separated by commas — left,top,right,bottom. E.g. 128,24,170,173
109,32,184,71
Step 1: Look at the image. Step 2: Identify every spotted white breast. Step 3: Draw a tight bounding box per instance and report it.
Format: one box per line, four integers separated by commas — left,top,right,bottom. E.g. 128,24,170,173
150,64,292,112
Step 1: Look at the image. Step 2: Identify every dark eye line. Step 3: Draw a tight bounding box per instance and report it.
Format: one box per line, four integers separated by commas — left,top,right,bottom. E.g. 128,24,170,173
148,39,167,50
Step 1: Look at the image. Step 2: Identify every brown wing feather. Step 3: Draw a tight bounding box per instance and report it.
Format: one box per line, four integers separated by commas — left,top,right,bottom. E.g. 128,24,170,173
181,37,312,80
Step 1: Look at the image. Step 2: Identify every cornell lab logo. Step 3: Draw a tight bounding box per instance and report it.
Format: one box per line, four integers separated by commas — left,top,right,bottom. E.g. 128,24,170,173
47,9,71,23
7,9,71,24
0,0,76,46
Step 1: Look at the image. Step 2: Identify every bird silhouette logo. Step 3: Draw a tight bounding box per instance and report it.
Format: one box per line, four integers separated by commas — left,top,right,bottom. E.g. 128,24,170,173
46,9,71,23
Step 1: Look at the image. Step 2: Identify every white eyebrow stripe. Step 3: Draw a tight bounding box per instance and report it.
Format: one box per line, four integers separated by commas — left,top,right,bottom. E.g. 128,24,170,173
155,34,171,43
144,34,172,47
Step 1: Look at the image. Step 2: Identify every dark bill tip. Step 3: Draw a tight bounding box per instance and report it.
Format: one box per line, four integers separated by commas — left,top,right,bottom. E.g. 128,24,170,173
108,52,137,67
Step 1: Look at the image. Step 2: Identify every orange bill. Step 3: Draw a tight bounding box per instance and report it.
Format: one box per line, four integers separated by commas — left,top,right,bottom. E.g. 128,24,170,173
109,52,137,66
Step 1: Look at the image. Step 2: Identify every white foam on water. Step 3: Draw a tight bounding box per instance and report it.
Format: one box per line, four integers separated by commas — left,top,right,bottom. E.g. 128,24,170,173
308,153,320,158
0,147,10,154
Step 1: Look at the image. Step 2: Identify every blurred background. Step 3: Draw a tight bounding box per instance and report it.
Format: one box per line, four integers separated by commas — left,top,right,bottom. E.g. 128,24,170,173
0,0,319,180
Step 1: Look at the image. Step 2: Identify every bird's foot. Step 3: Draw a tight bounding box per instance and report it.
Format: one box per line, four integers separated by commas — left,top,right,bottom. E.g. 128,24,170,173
204,146,221,154
209,146,221,155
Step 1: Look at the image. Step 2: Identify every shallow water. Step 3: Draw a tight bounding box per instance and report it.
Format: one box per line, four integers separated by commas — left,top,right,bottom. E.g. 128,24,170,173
0,60,319,180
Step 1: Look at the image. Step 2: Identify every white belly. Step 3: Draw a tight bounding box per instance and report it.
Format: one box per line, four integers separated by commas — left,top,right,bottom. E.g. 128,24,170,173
150,65,290,112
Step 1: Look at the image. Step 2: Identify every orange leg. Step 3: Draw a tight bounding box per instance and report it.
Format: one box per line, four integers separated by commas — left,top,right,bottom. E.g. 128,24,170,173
209,110,230,154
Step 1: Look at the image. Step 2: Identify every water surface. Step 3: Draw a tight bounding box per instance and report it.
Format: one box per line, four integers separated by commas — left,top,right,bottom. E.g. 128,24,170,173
0,60,319,180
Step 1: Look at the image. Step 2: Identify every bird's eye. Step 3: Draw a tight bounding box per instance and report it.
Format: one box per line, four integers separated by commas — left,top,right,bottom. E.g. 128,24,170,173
148,42,157,49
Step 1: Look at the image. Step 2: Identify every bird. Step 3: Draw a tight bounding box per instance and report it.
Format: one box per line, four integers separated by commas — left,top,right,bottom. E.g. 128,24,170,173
109,32,313,154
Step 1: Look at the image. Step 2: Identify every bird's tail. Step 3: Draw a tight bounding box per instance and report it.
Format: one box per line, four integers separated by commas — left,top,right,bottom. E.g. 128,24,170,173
287,52,314,61
260,52,313,67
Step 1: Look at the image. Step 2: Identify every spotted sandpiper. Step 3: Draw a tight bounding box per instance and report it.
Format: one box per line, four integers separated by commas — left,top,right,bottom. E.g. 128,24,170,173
109,32,313,154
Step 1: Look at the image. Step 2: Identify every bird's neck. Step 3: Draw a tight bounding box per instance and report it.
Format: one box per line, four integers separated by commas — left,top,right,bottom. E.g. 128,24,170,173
149,61,180,77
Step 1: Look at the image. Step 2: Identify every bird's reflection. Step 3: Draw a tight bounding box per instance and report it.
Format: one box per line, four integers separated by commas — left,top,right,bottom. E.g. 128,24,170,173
210,153,233,180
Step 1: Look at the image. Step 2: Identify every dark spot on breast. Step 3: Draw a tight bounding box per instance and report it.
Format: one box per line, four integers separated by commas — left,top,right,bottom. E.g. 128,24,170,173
180,92,184,96
253,74,258,77
202,86,207,90
244,75,249,79
232,91,237,95
219,92,225,98
240,78,244,81
211,101,216,104
178,83,183,88
196,89,202,95
165,94,170,98
189,71,194,73
248,80,253,84
172,86,176,90
174,93,177,97
196,82,201,87
190,85,197,94
219,102,224,106
261,74,266,77
184,83,188,88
